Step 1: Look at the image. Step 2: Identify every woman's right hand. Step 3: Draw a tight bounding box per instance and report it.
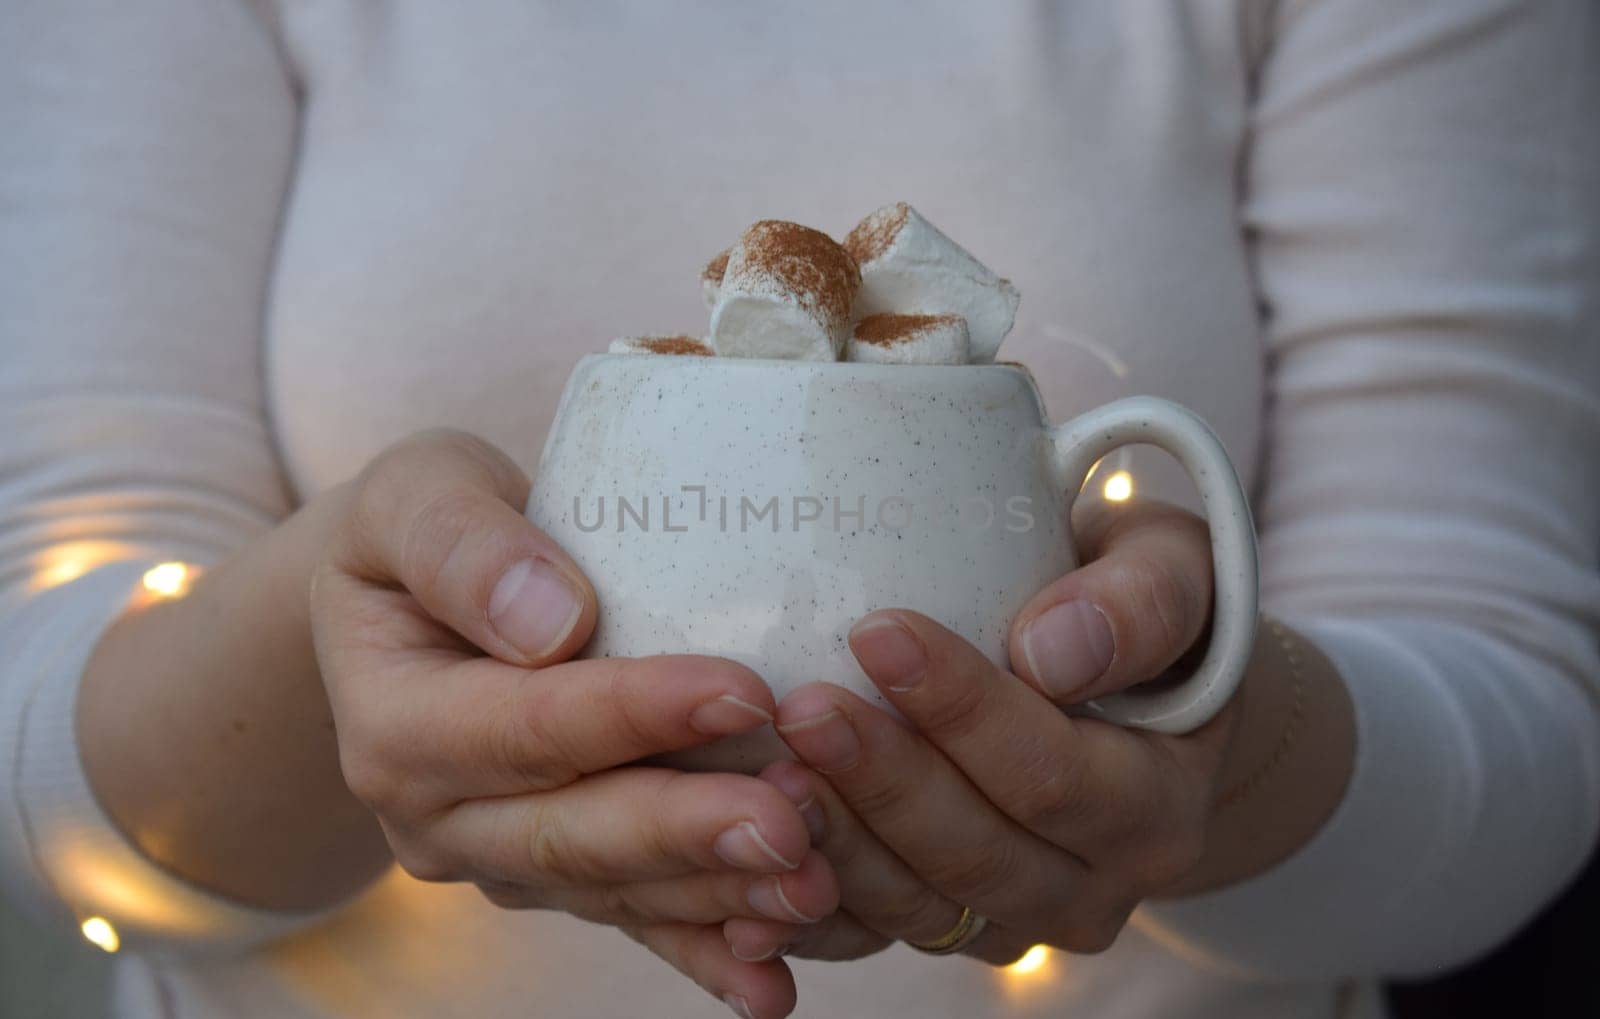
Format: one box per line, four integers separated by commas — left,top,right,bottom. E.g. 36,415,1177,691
310,430,835,1013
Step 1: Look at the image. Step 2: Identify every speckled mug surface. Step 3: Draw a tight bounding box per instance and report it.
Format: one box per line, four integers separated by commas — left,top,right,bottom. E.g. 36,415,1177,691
528,354,1257,771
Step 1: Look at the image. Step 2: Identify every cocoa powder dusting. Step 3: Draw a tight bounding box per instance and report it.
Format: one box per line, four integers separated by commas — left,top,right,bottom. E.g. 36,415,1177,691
853,313,962,347
735,220,860,323
639,336,713,355
702,248,730,284
842,202,909,265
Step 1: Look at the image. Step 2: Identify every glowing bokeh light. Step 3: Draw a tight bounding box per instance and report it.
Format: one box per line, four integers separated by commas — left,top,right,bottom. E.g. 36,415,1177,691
30,541,129,593
141,562,192,598
80,916,120,953
1007,944,1050,976
1102,470,1134,503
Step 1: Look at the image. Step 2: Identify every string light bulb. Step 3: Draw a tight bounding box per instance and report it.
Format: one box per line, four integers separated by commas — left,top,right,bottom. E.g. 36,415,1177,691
141,562,192,598
80,916,120,953
1102,470,1134,503
1006,944,1050,976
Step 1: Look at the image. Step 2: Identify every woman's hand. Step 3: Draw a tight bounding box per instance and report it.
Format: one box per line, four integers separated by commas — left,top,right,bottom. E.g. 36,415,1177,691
311,430,838,1012
720,500,1245,968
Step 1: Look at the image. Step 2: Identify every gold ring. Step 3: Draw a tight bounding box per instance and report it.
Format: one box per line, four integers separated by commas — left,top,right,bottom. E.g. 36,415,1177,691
906,906,989,955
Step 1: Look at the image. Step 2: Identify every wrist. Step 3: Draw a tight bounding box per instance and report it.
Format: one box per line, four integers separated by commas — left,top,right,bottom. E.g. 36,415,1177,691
78,482,390,911
1213,618,1307,805
1160,615,1356,896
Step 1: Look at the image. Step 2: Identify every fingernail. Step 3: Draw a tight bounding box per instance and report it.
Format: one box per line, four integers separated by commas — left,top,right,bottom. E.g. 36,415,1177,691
723,993,756,1019
776,709,860,773
488,557,582,660
761,769,828,844
690,695,774,736
794,796,826,844
748,876,818,923
731,940,789,962
1020,600,1115,698
714,821,799,872
848,616,926,690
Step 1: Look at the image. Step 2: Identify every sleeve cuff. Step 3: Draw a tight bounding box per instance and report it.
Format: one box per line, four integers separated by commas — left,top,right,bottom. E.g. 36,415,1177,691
1133,616,1483,981
1,561,335,957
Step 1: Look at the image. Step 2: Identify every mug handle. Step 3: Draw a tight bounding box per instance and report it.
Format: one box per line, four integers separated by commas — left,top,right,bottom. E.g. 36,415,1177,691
1047,396,1259,735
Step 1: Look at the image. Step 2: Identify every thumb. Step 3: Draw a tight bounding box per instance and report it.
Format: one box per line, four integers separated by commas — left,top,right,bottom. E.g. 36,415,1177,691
1007,501,1213,706
330,429,598,666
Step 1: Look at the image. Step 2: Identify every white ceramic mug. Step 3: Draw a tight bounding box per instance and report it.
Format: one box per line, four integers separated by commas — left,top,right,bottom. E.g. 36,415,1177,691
528,354,1258,771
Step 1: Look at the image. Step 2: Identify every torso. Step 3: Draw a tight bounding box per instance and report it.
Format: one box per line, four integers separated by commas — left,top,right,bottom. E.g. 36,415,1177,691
266,1,1263,506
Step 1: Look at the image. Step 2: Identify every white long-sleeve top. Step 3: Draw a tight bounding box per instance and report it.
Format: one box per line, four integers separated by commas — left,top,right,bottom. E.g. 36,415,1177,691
2,1,1597,1016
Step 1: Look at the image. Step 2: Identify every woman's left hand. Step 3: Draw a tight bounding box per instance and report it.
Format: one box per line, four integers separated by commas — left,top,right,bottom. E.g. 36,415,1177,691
724,499,1241,966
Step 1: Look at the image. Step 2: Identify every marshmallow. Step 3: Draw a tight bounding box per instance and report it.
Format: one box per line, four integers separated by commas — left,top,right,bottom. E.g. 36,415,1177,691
709,220,860,361
847,313,970,365
700,248,729,309
843,203,1019,363
609,335,716,356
